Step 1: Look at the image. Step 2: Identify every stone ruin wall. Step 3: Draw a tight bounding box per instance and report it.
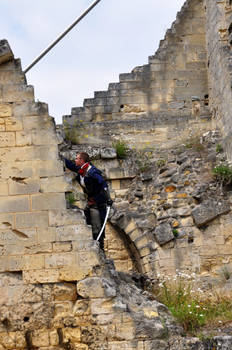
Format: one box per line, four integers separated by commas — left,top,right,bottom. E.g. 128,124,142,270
205,0,232,162
63,0,211,150
61,0,232,282
0,42,178,350
1,0,232,348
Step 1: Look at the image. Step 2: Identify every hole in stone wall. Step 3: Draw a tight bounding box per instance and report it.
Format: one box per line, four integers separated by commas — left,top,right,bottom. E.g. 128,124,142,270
120,104,124,109
204,94,209,106
188,237,194,244
24,316,30,322
228,23,232,35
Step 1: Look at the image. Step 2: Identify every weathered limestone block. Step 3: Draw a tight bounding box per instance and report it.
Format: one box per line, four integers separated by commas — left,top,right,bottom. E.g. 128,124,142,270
31,193,66,211
0,40,13,64
76,277,117,298
0,103,12,117
8,178,40,195
0,131,15,147
100,148,117,159
40,176,71,193
191,200,230,227
0,195,30,213
153,222,174,246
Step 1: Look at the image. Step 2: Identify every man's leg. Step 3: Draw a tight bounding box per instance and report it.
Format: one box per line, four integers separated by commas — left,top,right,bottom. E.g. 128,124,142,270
89,207,105,249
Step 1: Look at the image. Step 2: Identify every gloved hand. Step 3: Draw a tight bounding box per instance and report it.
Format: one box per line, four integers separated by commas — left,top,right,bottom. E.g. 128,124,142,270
106,198,113,207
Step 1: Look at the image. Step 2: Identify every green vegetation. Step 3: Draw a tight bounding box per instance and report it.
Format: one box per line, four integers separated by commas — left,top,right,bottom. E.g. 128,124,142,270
63,120,81,144
172,229,179,238
156,158,166,168
154,273,232,335
66,192,76,206
112,139,129,159
184,135,204,151
135,150,153,172
216,144,223,153
220,265,231,281
212,164,232,185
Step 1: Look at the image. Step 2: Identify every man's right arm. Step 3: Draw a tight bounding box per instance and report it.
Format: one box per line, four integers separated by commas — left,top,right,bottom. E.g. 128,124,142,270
63,158,80,173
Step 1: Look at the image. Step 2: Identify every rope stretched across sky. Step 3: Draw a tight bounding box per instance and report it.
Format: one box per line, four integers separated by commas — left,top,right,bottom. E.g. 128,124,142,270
24,0,102,74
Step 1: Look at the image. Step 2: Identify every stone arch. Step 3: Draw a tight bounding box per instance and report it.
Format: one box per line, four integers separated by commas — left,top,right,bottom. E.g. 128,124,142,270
108,213,157,277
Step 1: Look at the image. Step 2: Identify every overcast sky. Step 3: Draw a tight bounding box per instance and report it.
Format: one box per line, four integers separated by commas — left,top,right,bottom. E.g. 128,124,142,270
1,0,185,124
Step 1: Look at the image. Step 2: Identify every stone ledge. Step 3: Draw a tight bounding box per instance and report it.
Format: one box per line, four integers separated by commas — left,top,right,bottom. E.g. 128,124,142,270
0,40,14,65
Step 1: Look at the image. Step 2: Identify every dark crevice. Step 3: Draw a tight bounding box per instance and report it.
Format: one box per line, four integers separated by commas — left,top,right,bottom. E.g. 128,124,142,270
12,229,28,238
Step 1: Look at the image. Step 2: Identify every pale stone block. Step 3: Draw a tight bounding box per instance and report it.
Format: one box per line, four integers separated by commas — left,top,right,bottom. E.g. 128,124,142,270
0,145,58,162
55,224,92,241
37,227,56,243
22,115,54,130
54,301,73,317
0,181,8,195
45,252,76,268
31,330,49,347
114,189,129,197
8,178,40,195
15,131,32,146
62,327,81,343
0,125,5,131
74,343,89,350
129,228,142,241
0,195,30,213
59,266,91,282
0,103,12,117
24,243,53,254
0,132,15,147
15,331,27,348
0,331,16,348
3,243,25,255
53,283,77,301
49,330,59,346
115,323,135,340
124,220,137,234
23,268,60,283
15,211,48,228
111,179,121,190
34,160,64,177
0,256,8,272
78,250,100,267
31,193,66,211
53,242,72,252
0,228,37,245
90,299,114,315
40,176,71,193
2,84,34,103
7,255,24,271
23,254,45,270
31,130,59,145
49,209,85,226
0,213,14,228
5,117,23,131
0,161,33,179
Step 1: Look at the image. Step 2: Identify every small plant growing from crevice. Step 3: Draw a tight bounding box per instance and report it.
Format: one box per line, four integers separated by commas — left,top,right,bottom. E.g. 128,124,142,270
66,192,76,206
156,158,166,168
63,120,81,145
135,150,153,172
173,229,179,238
112,139,129,159
212,163,232,186
184,135,204,151
154,272,232,335
216,144,223,153
220,265,231,281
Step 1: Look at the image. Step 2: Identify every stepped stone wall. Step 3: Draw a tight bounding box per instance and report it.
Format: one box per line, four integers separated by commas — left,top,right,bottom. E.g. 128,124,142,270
63,0,211,150
0,40,212,350
205,0,232,161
